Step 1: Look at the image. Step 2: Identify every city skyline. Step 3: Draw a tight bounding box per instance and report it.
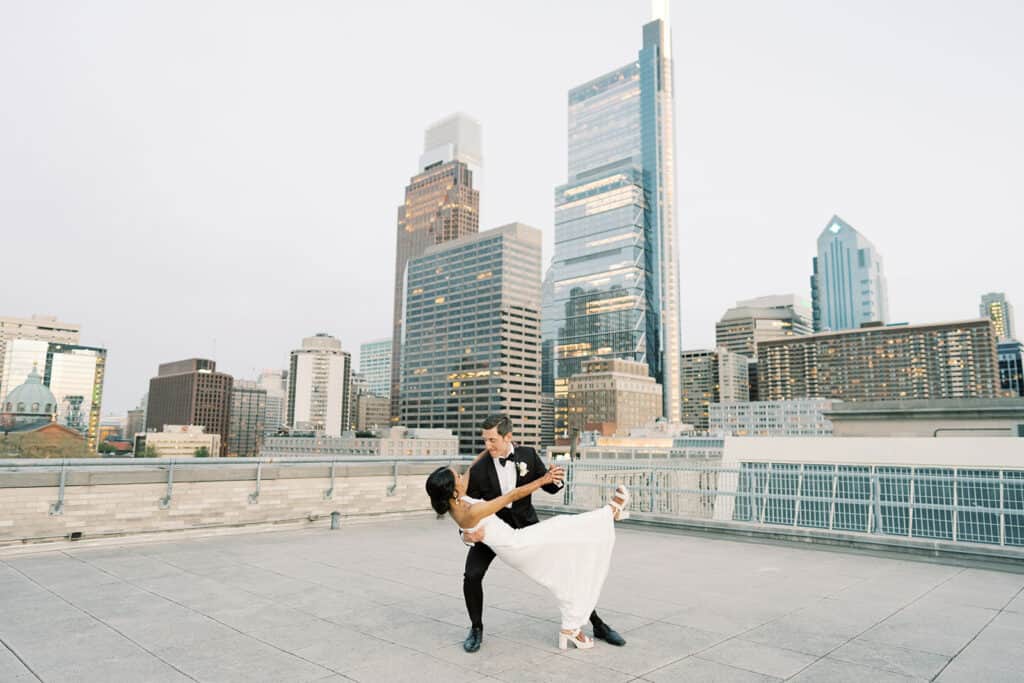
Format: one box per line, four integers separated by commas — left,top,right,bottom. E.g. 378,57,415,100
2,1,1022,414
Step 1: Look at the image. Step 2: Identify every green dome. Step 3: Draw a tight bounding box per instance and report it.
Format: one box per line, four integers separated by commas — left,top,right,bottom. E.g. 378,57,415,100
3,365,58,416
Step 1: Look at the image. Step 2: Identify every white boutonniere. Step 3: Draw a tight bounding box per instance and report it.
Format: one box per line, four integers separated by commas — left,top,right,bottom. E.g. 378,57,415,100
517,461,528,478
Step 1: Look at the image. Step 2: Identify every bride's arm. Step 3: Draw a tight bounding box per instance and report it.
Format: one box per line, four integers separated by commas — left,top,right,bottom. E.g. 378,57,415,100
462,469,559,529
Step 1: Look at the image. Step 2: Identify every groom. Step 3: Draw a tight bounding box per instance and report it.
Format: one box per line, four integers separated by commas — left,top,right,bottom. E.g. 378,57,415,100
459,414,626,653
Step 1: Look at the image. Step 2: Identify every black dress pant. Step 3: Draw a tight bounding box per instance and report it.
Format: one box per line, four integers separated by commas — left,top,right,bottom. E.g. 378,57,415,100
462,540,605,630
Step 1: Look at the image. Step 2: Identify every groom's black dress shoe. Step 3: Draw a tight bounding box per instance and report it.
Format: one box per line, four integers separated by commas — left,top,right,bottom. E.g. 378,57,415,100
593,622,626,646
463,626,483,653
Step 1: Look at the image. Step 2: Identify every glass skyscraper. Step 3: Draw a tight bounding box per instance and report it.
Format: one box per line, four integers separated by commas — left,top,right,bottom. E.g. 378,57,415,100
359,338,392,398
811,215,889,332
544,12,681,443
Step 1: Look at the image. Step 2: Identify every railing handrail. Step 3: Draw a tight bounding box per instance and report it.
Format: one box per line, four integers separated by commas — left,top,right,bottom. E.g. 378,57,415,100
0,455,474,470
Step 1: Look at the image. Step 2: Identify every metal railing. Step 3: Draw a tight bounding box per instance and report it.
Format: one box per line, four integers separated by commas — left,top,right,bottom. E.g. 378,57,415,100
555,460,1024,549
0,456,471,517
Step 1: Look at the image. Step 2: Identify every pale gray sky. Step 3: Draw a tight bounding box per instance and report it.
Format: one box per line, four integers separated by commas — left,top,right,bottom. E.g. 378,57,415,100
2,1,1022,414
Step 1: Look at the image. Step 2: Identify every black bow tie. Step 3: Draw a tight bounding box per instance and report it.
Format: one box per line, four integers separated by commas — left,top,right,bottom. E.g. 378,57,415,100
499,455,514,467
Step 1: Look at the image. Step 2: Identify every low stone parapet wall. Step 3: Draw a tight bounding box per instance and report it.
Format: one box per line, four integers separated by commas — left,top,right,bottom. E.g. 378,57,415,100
0,459,454,546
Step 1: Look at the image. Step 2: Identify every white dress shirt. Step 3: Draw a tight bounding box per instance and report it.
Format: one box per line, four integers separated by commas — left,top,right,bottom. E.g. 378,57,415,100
493,443,517,508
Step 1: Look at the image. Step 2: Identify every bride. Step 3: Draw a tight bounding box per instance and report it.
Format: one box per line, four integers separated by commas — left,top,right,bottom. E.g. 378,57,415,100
426,465,629,650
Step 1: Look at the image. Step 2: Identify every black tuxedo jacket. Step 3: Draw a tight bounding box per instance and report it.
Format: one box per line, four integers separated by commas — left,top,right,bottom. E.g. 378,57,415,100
466,445,562,530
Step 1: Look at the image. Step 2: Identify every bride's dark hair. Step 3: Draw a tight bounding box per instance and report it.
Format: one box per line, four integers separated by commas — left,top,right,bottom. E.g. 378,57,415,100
425,466,456,517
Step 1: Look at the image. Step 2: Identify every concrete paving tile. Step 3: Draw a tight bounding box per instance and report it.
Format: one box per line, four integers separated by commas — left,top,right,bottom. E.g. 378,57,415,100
644,655,782,682
339,603,437,633
829,639,950,679
157,633,334,682
488,651,633,683
740,620,849,656
699,638,818,679
343,650,484,683
204,601,313,633
789,657,921,682
936,658,1024,683
105,607,238,650
390,594,474,627
661,599,793,636
291,628,405,672
859,602,996,656
0,643,33,680
921,569,1024,610
366,618,468,654
432,634,558,676
560,621,727,677
31,654,193,683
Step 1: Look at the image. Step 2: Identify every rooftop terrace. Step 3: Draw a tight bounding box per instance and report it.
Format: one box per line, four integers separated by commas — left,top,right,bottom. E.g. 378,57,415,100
1,515,1022,683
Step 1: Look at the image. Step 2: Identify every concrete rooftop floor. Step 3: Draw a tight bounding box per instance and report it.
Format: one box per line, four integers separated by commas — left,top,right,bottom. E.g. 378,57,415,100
0,515,1022,683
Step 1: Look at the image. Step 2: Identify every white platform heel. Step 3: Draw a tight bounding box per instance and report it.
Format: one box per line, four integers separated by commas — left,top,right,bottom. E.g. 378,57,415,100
559,628,595,650
609,484,630,521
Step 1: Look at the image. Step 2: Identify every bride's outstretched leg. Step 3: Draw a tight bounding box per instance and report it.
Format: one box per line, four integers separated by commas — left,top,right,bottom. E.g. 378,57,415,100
608,485,630,521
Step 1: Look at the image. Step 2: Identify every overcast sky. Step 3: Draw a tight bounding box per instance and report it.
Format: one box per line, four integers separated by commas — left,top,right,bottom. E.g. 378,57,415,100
2,1,1022,415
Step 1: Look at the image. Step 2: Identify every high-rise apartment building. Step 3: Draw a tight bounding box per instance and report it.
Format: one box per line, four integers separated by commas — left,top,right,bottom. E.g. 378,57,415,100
287,334,352,437
980,292,1015,341
543,8,682,444
0,314,80,402
145,358,232,456
679,348,750,432
227,379,267,457
390,115,481,421
359,338,392,399
567,358,662,437
758,320,1002,402
400,223,542,453
811,215,889,332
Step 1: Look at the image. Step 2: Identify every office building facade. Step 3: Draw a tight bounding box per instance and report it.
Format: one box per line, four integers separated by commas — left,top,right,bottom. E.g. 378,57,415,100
390,115,481,421
145,358,232,456
400,223,542,453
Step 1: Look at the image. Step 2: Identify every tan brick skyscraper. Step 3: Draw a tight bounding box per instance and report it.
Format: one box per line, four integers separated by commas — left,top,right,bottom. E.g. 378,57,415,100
389,114,481,421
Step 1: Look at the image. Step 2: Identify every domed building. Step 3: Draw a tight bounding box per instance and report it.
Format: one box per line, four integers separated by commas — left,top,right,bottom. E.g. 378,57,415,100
0,366,86,457
2,365,57,429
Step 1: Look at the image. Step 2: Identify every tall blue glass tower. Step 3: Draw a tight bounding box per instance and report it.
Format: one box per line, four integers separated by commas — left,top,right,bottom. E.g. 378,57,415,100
543,10,681,444
811,215,889,333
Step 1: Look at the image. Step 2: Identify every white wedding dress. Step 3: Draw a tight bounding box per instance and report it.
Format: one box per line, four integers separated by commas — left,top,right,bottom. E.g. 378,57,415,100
461,496,616,630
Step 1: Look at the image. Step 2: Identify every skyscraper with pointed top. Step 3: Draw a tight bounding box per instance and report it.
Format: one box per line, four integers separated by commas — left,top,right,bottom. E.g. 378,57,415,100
811,215,889,333
542,6,681,444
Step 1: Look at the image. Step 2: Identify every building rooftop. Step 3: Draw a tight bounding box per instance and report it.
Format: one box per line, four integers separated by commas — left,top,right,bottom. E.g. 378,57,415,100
1,516,1021,682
